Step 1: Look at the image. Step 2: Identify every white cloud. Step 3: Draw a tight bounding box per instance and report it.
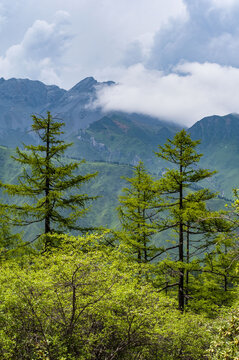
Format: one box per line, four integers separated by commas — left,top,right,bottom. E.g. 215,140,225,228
147,0,239,71
94,62,239,126
0,11,72,86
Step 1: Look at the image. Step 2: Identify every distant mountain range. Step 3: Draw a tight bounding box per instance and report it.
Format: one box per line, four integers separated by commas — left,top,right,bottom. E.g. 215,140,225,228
0,76,238,212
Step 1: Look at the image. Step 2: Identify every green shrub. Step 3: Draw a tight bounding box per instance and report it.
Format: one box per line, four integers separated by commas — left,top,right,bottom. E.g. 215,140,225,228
0,233,212,359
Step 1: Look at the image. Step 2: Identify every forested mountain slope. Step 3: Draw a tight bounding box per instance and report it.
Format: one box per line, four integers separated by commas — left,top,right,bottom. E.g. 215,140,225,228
189,113,239,198
68,112,181,170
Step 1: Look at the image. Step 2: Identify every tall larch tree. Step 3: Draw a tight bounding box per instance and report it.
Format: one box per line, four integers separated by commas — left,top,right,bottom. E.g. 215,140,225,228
155,129,216,311
117,161,162,263
0,112,98,251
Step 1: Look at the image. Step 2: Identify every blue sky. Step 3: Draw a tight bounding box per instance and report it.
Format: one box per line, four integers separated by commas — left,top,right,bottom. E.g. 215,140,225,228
0,0,239,125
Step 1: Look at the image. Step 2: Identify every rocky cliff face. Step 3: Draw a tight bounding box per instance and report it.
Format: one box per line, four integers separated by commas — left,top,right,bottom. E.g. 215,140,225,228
0,78,66,129
44,77,111,131
0,76,113,132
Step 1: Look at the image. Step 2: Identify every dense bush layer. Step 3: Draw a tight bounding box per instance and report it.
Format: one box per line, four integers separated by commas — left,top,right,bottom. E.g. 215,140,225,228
0,233,213,360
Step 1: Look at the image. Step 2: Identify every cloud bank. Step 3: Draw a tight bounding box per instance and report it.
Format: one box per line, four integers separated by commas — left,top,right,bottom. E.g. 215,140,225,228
95,62,239,126
93,0,239,125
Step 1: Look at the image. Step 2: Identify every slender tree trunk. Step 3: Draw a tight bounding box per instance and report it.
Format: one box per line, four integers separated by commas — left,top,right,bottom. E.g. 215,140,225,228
179,222,184,311
137,214,141,263
137,248,141,263
224,244,228,292
185,225,190,306
178,151,184,312
143,203,147,263
44,113,51,250
224,275,228,292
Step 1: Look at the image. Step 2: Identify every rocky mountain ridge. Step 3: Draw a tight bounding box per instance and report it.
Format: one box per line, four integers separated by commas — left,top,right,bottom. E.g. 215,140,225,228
0,76,113,132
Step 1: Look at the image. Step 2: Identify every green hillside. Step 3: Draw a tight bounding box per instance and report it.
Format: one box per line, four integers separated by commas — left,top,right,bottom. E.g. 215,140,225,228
68,113,181,171
189,114,239,198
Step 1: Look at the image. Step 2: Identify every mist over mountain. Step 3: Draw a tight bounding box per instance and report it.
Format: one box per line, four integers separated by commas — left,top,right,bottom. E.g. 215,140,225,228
0,76,179,146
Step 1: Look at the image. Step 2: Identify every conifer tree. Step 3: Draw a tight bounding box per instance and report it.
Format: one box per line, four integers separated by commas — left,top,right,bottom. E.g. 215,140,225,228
0,112,97,250
155,129,216,311
117,161,162,263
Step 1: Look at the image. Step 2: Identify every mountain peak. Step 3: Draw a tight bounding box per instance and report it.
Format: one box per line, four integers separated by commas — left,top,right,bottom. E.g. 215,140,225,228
69,77,98,93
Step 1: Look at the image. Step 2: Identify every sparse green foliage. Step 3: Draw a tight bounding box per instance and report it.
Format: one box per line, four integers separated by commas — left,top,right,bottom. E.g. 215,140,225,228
155,130,217,311
117,161,162,262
